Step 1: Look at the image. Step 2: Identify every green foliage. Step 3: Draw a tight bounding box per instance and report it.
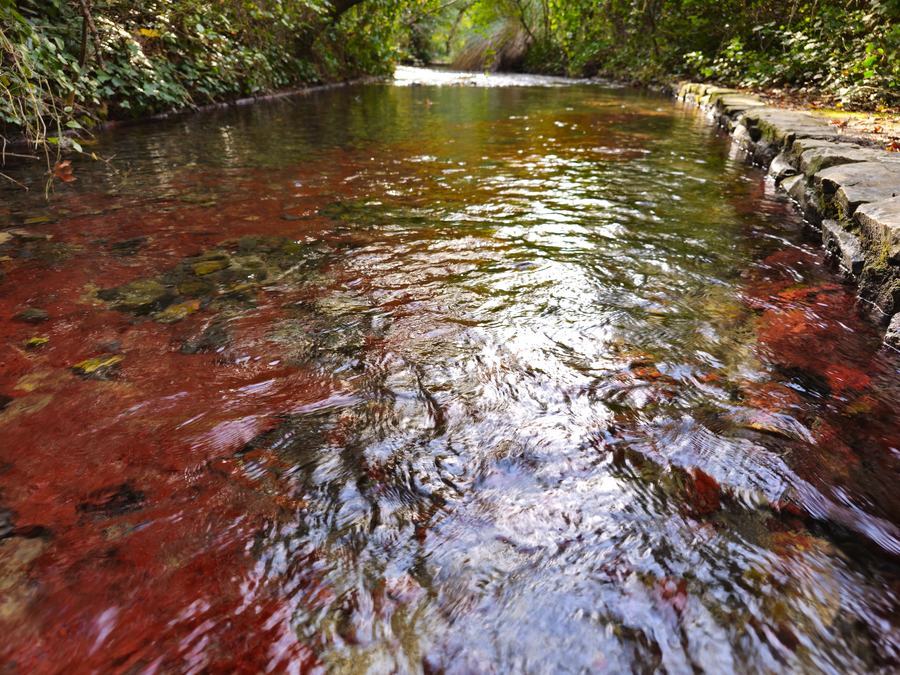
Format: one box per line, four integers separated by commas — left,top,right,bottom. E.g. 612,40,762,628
1,0,896,178
679,2,899,107
442,0,898,108
0,0,410,159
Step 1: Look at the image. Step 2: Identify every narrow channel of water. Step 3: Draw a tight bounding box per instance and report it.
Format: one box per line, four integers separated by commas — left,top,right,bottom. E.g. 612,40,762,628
1,68,898,672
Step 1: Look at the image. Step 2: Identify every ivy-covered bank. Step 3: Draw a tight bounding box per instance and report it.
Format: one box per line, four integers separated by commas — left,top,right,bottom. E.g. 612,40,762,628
676,83,900,349
0,0,428,157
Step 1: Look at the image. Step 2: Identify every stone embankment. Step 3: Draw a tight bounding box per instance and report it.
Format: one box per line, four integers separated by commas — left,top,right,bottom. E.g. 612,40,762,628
677,83,900,349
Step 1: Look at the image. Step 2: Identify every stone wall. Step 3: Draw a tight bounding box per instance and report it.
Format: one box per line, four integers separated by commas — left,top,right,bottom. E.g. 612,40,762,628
676,82,900,350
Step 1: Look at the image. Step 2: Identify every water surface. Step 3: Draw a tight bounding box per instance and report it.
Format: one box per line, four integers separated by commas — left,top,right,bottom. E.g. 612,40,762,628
1,68,899,673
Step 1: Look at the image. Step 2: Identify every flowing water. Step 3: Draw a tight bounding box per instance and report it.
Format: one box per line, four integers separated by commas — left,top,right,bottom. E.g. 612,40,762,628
1,67,899,673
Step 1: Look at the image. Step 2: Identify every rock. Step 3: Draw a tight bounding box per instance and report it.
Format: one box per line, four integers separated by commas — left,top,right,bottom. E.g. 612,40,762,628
678,82,716,102
181,320,230,354
109,236,148,256
192,258,231,276
783,174,821,223
98,278,173,315
0,508,13,539
680,82,900,328
95,340,122,355
857,262,900,320
14,308,48,323
886,313,900,350
781,173,804,194
815,162,900,218
768,153,798,182
176,277,216,297
798,142,900,177
732,410,814,443
788,137,847,161
0,394,53,426
237,235,281,254
713,95,765,119
23,336,49,350
21,215,54,226
821,220,865,276
741,108,839,147
731,124,754,150
314,292,369,318
0,535,46,622
154,299,201,324
699,87,740,104
854,196,900,264
71,354,123,380
77,483,145,518
6,228,52,241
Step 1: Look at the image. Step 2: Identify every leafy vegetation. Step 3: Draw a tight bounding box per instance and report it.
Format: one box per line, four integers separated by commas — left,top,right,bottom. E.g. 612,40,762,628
0,0,423,175
438,0,898,109
0,0,896,186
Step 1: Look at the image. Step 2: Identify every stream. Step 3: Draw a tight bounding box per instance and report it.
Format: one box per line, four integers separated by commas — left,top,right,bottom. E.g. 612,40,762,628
0,66,898,673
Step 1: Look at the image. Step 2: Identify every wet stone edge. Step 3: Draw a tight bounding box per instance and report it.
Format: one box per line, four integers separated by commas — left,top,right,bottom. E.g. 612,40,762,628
675,82,900,350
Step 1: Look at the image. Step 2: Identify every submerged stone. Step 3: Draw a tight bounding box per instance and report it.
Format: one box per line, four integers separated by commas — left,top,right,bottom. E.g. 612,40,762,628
0,394,53,430
71,354,124,380
14,308,48,323
23,336,49,350
314,292,370,318
154,299,201,324
98,279,173,315
5,228,52,242
192,258,231,276
0,535,46,622
109,237,149,256
98,236,327,330
181,320,230,354
77,483,145,518
176,277,216,297
0,507,12,539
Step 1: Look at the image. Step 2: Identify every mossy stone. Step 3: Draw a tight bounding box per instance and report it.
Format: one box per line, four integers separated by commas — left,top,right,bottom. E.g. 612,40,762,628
71,354,123,379
192,258,231,276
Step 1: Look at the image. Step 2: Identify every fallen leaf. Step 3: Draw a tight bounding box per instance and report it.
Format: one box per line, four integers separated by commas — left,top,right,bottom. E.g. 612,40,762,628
52,160,76,183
